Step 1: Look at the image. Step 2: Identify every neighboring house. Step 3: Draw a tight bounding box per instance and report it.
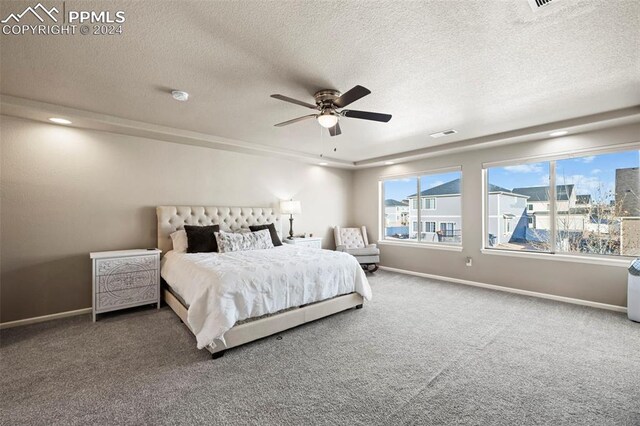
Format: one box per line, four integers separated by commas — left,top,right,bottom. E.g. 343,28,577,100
616,167,640,255
486,184,530,245
384,199,409,227
406,178,528,244
384,199,409,238
406,179,462,242
616,167,640,217
512,184,576,214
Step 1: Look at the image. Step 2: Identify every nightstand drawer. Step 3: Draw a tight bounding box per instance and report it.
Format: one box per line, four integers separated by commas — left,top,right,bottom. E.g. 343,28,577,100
96,255,157,276
283,238,322,249
301,240,322,249
96,285,158,311
97,270,157,293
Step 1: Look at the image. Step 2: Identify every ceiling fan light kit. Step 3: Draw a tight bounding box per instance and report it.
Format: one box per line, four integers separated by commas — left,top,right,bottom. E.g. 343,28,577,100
317,110,338,128
270,85,392,137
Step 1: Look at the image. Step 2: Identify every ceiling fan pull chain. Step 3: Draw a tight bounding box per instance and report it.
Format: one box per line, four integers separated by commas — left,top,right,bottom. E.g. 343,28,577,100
320,123,325,158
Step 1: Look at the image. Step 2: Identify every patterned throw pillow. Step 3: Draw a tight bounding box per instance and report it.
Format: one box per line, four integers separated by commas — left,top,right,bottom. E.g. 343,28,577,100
215,229,274,253
249,223,282,246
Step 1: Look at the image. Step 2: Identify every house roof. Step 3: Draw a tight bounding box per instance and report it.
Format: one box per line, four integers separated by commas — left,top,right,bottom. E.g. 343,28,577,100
408,178,523,198
385,199,408,207
576,194,591,204
511,185,574,201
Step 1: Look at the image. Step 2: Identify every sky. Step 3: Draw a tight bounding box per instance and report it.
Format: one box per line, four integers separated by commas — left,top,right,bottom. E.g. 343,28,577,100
384,150,638,202
384,171,460,201
489,150,638,201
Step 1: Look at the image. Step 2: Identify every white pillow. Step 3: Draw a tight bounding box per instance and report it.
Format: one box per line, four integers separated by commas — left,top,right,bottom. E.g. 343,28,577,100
215,229,274,253
170,230,188,253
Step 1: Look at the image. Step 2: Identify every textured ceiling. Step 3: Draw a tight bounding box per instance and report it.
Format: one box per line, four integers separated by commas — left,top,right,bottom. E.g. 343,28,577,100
1,0,638,162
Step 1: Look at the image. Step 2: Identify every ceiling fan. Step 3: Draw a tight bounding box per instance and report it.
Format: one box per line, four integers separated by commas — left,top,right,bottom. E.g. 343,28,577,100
270,85,392,137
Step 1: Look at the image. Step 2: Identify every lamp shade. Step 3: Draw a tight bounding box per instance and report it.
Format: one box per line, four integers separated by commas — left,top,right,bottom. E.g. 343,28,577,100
280,200,302,215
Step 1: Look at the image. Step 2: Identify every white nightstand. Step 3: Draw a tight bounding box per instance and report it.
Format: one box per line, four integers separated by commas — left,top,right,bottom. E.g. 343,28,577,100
90,249,162,321
282,237,323,249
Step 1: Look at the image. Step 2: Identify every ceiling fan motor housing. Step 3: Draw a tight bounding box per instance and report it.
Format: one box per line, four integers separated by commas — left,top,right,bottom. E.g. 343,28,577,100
314,89,341,108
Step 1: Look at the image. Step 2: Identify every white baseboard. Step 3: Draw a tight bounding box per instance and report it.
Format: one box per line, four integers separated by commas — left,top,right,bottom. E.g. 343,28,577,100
379,266,628,313
0,307,92,330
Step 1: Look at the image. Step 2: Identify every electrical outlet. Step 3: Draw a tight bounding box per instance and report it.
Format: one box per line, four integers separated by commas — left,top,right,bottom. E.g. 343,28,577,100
465,257,473,267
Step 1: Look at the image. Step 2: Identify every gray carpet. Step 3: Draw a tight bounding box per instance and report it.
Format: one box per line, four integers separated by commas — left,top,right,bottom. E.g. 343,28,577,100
1,270,639,425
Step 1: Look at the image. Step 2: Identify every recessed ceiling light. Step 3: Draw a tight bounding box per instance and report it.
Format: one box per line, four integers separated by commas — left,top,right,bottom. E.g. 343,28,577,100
385,161,395,165
48,118,72,125
549,130,568,137
430,129,457,138
171,90,189,102
318,162,328,166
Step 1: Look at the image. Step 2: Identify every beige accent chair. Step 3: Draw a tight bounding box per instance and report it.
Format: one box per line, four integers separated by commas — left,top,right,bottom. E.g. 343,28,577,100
334,226,380,272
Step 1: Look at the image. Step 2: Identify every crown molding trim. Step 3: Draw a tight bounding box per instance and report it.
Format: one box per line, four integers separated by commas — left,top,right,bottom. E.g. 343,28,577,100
0,94,355,168
355,105,640,167
2,95,638,169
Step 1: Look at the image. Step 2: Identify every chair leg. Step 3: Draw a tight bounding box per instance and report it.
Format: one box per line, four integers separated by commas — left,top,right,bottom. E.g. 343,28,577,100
211,350,226,360
363,264,378,273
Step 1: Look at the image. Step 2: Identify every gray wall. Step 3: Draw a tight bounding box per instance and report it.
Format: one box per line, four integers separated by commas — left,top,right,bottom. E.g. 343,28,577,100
353,123,640,307
2,116,638,323
0,116,354,322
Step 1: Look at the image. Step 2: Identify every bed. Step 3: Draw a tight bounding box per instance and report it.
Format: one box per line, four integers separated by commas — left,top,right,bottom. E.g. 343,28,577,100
157,206,372,358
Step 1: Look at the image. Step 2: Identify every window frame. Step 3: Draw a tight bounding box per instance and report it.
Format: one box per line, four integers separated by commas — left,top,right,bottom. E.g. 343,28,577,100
379,166,463,249
482,143,640,261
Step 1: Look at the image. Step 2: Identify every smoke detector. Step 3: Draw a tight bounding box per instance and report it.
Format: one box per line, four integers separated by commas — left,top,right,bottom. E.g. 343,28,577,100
171,90,189,102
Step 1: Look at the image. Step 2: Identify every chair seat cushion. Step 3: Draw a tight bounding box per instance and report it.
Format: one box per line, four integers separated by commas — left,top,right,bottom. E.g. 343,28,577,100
346,247,380,256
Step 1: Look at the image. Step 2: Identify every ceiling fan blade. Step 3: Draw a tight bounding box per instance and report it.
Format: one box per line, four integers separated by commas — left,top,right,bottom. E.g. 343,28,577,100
328,122,342,137
270,94,317,109
274,114,317,127
342,109,392,123
333,85,371,108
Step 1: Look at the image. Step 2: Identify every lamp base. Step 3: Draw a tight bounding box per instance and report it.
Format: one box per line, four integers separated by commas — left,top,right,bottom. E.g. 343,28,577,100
288,216,294,239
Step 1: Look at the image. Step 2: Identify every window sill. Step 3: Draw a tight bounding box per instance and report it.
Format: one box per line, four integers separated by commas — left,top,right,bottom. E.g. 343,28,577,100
378,240,463,252
480,248,632,268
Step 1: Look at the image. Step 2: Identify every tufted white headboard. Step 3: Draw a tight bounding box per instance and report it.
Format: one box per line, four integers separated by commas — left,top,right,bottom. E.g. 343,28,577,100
156,206,282,254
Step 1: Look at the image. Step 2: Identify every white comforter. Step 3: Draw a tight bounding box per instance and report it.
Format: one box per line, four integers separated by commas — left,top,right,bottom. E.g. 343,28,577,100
161,245,372,349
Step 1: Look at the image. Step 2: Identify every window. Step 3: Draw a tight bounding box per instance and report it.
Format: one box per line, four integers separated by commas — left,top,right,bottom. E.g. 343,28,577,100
555,150,639,257
382,178,416,241
424,221,436,233
381,169,462,245
485,148,640,258
486,162,549,251
440,222,455,237
422,198,436,210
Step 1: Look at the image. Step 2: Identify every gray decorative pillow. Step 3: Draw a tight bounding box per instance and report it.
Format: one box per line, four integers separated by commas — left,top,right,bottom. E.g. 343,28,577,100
215,229,274,253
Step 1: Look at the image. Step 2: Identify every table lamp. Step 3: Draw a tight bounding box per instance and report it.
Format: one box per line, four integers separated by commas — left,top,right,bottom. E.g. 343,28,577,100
280,200,302,239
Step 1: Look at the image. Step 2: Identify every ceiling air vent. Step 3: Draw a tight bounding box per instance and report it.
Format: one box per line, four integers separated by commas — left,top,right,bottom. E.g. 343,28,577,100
527,0,557,11
430,129,457,138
